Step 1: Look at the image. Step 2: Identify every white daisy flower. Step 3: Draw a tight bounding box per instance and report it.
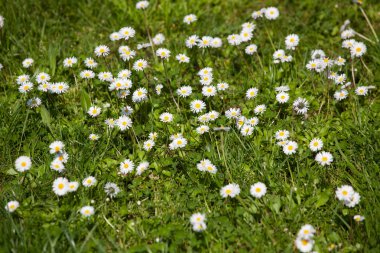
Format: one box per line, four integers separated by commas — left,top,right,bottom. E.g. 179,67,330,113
190,213,206,225
176,54,190,63
276,92,289,103
88,106,101,117
246,87,258,99
143,139,155,151
104,182,121,198
283,141,298,155
50,159,65,172
227,34,242,46
183,14,197,24
82,176,97,187
293,97,309,115
355,86,368,96
334,90,349,101
36,72,50,84
49,141,65,154
153,33,165,45
94,45,110,57
241,124,254,136
120,159,135,174
185,35,199,48
15,156,32,172
119,27,136,40
109,32,121,41
80,70,95,79
22,58,34,68
68,182,79,192
63,57,77,68
335,185,355,202
98,71,113,82
116,115,133,131
353,215,365,222
5,201,20,213
84,58,98,69
198,36,213,48
190,100,206,113
350,41,366,57
89,134,100,141
192,222,207,232
295,238,314,253
247,117,259,126
297,224,316,239
132,87,148,102
254,104,266,115
136,161,150,176
156,48,171,59
133,59,148,71
27,97,42,108
217,82,229,91
80,206,95,217
220,183,240,198
309,138,323,152
53,177,69,196
225,108,241,119
285,34,299,50
177,86,192,97
250,182,267,198
16,74,30,85
265,7,279,20
202,85,217,97
275,130,289,140
245,44,258,55
315,151,333,166
211,37,223,48
196,125,210,135
159,112,173,123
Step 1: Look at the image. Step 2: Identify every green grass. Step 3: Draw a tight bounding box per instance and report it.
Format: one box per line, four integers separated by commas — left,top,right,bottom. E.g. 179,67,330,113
0,0,379,252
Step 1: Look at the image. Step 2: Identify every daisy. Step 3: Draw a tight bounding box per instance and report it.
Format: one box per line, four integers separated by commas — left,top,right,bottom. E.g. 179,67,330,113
240,29,253,42
177,86,192,97
154,84,163,95
293,97,309,115
98,71,113,82
251,9,264,19
211,37,223,48
200,75,213,86
273,49,285,61
36,72,50,83
109,32,121,41
241,124,254,136
5,201,20,213
350,41,366,57
295,238,314,253
309,138,323,152
335,185,354,201
116,115,133,131
297,224,316,239
227,34,242,45
133,59,148,71
242,22,256,31
16,74,30,85
50,160,65,172
275,130,289,140
265,7,279,20
276,92,289,103
121,105,134,116
94,45,110,57
217,82,229,91
89,134,99,141
183,14,197,24
247,117,259,126
149,132,158,140
311,49,325,59
136,161,150,176
334,74,346,85
355,86,368,96
169,137,188,150
245,44,258,55
285,34,299,50
80,70,95,79
176,54,190,63
190,213,206,225
192,222,207,232
198,67,213,77
104,182,121,198
196,159,212,172
153,33,165,45
341,29,355,39
208,111,220,121
342,39,356,49
315,151,333,166
202,85,217,97
119,159,135,174
254,104,266,115
156,48,171,59
18,82,33,94
334,90,348,101
80,206,95,217
132,87,148,102
49,141,65,154
105,118,116,128
246,87,258,99
63,57,77,68
220,183,240,198
22,58,34,68
353,215,365,222
118,69,132,79
345,192,361,208
82,176,97,187
159,112,173,123
143,139,155,151
198,36,213,48
27,97,42,108
250,182,267,198
15,156,32,172
283,141,298,155
88,106,101,117
190,100,206,113
236,116,247,129
53,177,69,196
225,108,241,119
196,125,210,135
335,56,346,66
119,27,136,40
68,182,79,192
186,35,199,48
277,140,288,146
120,48,136,61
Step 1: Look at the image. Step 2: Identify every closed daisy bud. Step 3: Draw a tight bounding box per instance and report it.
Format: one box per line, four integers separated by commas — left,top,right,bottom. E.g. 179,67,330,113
80,206,94,217
5,201,19,213
250,182,267,198
15,156,32,172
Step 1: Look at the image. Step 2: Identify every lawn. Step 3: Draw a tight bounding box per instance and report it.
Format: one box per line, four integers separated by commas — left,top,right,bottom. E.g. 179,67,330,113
0,0,379,252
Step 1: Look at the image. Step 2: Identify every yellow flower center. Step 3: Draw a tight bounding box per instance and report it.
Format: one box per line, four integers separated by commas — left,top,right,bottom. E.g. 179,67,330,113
21,162,27,167
58,183,64,189
342,190,348,196
255,188,261,193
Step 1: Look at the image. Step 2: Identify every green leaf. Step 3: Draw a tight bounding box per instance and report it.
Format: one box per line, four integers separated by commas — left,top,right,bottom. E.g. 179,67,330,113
80,89,91,112
40,105,52,127
315,191,330,208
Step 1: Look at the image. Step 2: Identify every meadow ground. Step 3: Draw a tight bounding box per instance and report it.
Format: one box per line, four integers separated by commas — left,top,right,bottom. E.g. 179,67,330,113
0,0,379,252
